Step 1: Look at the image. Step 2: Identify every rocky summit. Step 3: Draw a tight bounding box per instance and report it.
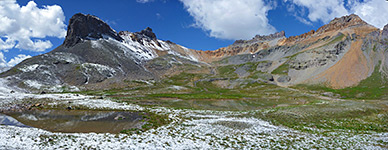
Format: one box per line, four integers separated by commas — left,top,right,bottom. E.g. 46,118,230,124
63,13,123,47
1,13,388,93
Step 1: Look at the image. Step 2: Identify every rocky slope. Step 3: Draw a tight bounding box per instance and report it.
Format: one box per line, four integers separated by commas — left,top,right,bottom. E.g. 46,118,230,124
1,13,387,92
212,14,388,89
0,13,206,92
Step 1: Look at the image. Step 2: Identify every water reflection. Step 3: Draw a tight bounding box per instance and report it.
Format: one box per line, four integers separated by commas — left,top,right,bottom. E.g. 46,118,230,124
2,110,144,134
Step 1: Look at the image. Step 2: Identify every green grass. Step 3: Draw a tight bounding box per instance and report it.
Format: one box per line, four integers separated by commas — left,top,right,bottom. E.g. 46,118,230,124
161,72,207,86
319,33,345,48
120,111,171,134
373,44,377,52
217,65,237,77
148,93,245,100
271,63,289,75
254,100,388,133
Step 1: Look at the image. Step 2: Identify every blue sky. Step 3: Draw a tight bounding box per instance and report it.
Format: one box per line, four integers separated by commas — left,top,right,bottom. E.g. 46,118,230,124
1,0,388,67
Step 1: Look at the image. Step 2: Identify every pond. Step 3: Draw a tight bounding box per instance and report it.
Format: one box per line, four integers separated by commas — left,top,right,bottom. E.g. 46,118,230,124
1,110,145,134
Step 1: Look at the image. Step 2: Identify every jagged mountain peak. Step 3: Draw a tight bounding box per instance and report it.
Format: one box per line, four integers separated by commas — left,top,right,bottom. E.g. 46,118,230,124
329,14,365,24
137,27,157,40
119,27,161,46
253,31,286,41
316,14,368,34
63,13,123,47
233,31,286,45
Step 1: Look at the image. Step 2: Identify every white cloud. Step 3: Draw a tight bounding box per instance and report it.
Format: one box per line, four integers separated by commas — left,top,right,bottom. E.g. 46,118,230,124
286,0,349,23
180,0,276,40
0,0,66,52
286,0,388,29
295,16,313,26
349,0,388,29
136,0,154,3
0,52,31,68
6,54,31,67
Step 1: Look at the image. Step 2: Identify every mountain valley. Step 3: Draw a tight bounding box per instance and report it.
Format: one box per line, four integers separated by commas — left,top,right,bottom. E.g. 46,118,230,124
0,13,388,149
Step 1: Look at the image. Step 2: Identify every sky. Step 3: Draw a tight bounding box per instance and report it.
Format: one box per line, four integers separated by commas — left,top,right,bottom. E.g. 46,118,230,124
1,0,388,68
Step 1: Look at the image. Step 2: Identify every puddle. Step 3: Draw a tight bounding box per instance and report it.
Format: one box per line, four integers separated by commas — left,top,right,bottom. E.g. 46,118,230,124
2,110,145,134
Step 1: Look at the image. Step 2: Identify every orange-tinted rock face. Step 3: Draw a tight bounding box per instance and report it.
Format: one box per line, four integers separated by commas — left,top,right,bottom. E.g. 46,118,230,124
195,31,286,62
195,15,371,62
316,14,368,34
309,40,370,89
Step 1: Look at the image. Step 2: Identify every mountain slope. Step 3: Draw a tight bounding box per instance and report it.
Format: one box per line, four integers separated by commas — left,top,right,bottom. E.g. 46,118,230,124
0,13,207,92
1,13,388,93
211,14,388,89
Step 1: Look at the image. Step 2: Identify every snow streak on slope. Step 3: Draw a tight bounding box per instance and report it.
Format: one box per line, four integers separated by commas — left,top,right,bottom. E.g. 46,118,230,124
88,33,200,64
117,34,159,61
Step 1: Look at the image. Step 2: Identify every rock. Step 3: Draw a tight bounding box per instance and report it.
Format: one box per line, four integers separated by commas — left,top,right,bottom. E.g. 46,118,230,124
256,62,272,72
136,27,157,41
265,74,274,81
316,14,367,34
66,106,72,110
10,90,15,94
234,31,286,45
277,75,291,83
40,91,47,94
322,92,334,97
381,24,388,40
63,13,123,47
119,27,160,46
114,114,126,120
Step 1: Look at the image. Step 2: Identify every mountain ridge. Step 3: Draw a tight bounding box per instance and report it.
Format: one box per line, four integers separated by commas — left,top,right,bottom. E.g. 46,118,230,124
1,13,388,92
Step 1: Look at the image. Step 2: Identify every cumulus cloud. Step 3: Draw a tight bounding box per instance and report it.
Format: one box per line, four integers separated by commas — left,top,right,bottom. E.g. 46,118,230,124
180,0,276,40
0,52,31,68
349,0,388,29
6,54,32,67
286,0,388,29
0,0,66,52
286,0,349,23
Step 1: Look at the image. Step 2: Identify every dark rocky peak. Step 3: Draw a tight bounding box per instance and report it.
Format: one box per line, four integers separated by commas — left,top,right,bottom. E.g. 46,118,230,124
233,31,286,45
316,14,368,34
136,27,157,41
63,13,123,47
120,27,160,46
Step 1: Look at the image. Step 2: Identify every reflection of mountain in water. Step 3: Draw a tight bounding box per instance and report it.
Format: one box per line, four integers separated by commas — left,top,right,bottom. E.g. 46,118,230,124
0,114,29,128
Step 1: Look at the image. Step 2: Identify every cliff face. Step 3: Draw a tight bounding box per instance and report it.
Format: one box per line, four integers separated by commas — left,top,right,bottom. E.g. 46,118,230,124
63,13,123,47
1,13,388,92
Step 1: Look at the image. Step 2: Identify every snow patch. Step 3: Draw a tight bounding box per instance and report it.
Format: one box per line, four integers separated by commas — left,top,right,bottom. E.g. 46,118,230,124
116,35,158,61
51,52,79,63
23,80,44,89
91,40,103,49
19,64,39,72
81,63,116,77
168,85,187,90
